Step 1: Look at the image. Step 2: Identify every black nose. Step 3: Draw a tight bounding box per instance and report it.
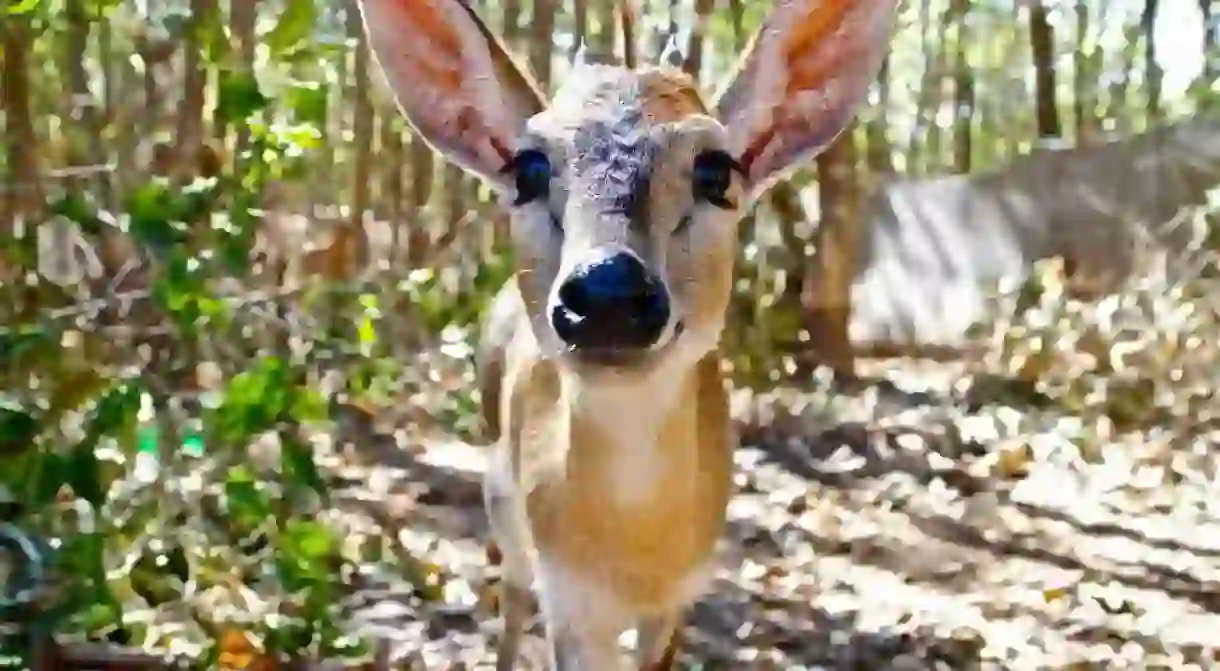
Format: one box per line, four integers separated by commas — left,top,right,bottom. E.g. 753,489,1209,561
551,252,670,351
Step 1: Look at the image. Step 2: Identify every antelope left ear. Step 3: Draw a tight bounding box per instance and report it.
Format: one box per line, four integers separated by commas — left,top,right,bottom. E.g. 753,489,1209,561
358,0,545,192
713,0,899,203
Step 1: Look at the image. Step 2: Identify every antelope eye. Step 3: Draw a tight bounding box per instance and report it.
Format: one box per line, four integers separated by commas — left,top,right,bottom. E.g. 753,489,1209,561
691,150,741,209
502,149,552,206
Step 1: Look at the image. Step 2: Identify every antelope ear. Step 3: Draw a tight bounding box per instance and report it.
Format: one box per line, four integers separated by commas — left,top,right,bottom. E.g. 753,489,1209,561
358,0,545,191
713,0,898,201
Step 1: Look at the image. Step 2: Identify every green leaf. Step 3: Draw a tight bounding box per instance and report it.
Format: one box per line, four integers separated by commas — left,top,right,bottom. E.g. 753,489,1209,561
182,432,206,457
85,0,125,17
290,386,327,424
283,519,333,561
125,180,188,253
356,314,376,352
0,324,55,364
88,383,141,437
136,425,159,456
56,531,110,607
214,68,269,127
30,448,68,507
66,438,104,507
32,450,66,508
162,543,190,582
218,227,257,276
287,80,328,127
211,357,294,445
151,248,215,332
6,0,41,15
49,190,111,237
179,176,223,224
277,518,337,589
224,465,271,530
282,433,326,498
266,0,317,60
0,401,39,459
63,382,140,507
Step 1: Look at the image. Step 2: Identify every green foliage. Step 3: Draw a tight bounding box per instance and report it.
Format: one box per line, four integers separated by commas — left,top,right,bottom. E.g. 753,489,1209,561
0,43,401,666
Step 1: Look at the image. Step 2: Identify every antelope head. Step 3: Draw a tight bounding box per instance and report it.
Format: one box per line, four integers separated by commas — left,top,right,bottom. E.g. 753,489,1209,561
358,0,895,392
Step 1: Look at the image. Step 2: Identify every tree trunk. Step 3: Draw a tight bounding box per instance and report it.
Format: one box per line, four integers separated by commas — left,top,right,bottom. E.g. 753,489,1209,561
1,11,41,302
2,12,40,236
1203,0,1217,94
530,0,557,90
1029,0,1062,138
381,117,404,263
407,134,436,267
769,182,811,377
175,0,211,180
924,6,951,168
806,127,861,380
571,0,587,60
1074,0,1098,142
1107,23,1141,130
867,54,893,174
502,0,522,46
66,0,105,191
1142,0,1162,121
590,0,615,53
951,0,973,173
727,0,746,51
683,0,716,79
907,0,943,175
230,0,258,164
346,0,374,277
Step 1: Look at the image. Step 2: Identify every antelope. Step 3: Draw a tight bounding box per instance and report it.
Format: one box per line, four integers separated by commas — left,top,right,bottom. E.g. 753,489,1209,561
357,0,897,668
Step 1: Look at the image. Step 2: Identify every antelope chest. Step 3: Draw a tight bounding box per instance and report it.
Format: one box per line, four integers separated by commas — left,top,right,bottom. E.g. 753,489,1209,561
522,395,731,614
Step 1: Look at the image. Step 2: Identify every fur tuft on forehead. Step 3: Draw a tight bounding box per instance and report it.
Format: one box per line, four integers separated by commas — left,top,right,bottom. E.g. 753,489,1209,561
636,69,706,122
550,66,707,128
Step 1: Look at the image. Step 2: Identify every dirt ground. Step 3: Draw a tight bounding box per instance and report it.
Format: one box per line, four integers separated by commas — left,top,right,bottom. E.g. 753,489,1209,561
326,360,1220,670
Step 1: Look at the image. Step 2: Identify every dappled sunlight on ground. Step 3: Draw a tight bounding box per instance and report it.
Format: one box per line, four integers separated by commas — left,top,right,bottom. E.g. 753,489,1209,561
324,358,1220,670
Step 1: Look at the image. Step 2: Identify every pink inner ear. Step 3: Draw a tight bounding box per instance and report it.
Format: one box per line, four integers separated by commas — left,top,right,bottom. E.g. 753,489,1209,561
719,0,897,189
453,106,515,166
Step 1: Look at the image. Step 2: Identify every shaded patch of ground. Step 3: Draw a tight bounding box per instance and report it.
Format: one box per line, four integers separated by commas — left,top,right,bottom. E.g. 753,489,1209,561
325,359,1220,670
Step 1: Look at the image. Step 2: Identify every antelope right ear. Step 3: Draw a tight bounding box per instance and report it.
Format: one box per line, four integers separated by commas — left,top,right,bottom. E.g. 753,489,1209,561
358,0,545,192
713,0,898,202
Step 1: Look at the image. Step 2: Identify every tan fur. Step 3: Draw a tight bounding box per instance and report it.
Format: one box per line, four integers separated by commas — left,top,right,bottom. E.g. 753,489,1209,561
481,275,732,601
480,269,729,668
357,1,897,667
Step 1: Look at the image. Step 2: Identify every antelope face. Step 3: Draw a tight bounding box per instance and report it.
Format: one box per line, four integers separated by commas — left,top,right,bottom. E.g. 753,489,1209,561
505,66,742,376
